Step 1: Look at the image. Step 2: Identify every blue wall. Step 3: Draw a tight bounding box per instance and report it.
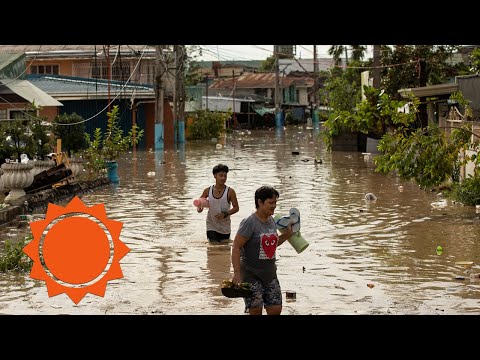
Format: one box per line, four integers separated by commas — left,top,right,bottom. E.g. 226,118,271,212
59,99,147,150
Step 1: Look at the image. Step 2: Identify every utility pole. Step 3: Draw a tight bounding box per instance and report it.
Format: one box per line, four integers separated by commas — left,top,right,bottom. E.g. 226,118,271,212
274,45,282,127
313,45,319,126
173,45,177,144
232,69,236,129
205,74,209,110
372,45,381,88
176,45,186,143
106,45,111,112
155,45,165,150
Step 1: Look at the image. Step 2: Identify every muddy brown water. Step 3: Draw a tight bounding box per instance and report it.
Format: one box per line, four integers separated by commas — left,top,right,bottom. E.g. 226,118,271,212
1,127,479,315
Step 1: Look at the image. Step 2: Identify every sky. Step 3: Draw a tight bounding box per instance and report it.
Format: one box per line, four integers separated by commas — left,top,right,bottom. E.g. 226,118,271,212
197,45,374,61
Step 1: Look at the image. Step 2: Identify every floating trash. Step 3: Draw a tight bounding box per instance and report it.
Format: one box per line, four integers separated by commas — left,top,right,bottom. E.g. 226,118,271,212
455,261,474,267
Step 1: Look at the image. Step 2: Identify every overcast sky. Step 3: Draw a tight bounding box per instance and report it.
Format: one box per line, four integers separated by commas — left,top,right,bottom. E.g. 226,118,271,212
197,45,374,61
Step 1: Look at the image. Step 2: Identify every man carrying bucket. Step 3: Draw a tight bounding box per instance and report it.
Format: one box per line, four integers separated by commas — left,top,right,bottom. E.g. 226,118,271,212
231,185,294,315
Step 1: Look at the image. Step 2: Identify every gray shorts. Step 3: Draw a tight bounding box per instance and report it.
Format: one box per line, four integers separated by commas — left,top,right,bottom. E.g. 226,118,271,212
244,278,282,310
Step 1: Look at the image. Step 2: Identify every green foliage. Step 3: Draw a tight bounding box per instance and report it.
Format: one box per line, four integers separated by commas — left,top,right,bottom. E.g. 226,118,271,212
30,119,53,160
52,113,88,157
0,101,52,162
449,91,473,119
184,46,204,86
374,122,473,189
375,125,456,188
470,48,480,74
0,120,34,160
380,45,461,99
101,106,143,161
260,56,275,72
188,110,230,140
447,176,480,206
83,128,106,179
0,235,33,272
319,71,360,112
82,105,143,178
322,86,416,150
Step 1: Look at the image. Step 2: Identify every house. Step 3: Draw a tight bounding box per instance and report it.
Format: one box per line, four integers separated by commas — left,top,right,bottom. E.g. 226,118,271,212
398,74,480,180
192,60,262,79
208,71,316,127
279,58,334,74
27,74,156,150
0,46,180,149
0,45,176,96
0,53,62,123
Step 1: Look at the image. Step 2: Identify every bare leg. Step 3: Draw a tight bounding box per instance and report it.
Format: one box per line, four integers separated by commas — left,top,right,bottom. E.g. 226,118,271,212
265,305,282,315
248,307,263,315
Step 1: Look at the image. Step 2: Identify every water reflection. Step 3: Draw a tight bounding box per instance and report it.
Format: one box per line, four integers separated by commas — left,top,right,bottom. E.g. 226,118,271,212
1,127,480,314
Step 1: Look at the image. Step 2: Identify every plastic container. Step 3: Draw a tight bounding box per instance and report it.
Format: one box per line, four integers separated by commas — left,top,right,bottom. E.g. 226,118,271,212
274,213,309,254
193,197,210,210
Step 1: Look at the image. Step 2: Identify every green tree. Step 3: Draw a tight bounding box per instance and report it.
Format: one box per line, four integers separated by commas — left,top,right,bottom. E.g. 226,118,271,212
380,45,461,99
185,45,204,86
52,113,88,157
260,56,275,72
321,86,415,149
1,120,34,160
30,118,52,159
373,91,480,195
469,48,480,73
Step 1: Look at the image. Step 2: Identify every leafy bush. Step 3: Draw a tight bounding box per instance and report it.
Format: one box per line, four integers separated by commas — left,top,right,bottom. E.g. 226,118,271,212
82,105,143,178
0,235,33,272
187,110,230,140
447,176,480,206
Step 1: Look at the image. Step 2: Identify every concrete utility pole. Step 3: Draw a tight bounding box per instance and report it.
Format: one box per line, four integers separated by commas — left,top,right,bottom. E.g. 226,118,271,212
174,45,186,143
205,74,209,110
313,44,319,126
274,45,282,127
155,45,165,150
313,45,318,107
106,45,111,112
372,45,381,88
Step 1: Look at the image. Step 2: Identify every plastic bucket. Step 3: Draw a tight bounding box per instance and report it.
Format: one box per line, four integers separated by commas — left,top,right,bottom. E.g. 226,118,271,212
287,231,309,254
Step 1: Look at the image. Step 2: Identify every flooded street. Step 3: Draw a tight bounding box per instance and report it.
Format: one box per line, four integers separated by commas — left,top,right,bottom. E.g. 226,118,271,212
1,127,480,315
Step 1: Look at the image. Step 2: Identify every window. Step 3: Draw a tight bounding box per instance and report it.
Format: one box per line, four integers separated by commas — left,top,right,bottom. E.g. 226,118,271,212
91,61,131,82
0,109,7,121
9,109,37,120
30,65,59,75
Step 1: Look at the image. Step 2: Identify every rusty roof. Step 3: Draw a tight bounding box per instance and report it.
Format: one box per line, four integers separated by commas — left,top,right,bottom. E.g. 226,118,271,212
209,72,296,89
209,72,316,89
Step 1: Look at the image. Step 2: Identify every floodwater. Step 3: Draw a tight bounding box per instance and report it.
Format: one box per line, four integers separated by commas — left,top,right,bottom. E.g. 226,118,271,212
1,127,480,315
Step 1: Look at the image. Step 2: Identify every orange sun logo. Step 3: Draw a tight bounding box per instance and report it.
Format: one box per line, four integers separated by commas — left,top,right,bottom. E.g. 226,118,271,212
23,196,130,304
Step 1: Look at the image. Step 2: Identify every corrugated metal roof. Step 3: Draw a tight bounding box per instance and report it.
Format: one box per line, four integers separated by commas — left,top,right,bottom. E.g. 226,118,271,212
398,83,458,98
195,60,263,69
209,72,315,89
210,72,295,89
27,74,154,100
0,53,24,71
0,45,154,53
0,45,156,59
0,78,63,106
